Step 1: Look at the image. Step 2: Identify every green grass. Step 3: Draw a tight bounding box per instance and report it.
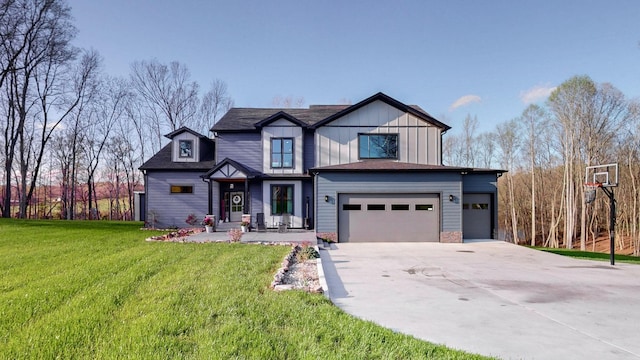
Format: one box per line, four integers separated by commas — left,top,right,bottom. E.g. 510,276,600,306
0,219,489,359
532,246,640,264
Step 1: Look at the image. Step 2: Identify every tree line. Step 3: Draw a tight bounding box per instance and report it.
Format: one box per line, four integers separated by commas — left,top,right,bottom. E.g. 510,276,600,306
444,76,640,254
0,0,232,220
3,1,639,256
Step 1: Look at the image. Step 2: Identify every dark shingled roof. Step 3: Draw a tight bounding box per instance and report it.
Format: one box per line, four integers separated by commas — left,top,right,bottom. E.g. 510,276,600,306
310,161,506,173
212,106,348,131
211,92,451,132
139,144,216,171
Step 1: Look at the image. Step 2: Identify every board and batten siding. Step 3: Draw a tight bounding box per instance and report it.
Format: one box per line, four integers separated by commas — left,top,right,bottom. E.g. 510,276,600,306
315,172,462,234
216,133,262,170
262,120,304,175
146,171,217,228
303,132,315,171
315,100,442,167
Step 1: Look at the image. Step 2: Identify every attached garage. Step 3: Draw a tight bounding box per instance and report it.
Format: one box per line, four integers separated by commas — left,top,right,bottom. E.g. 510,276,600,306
462,193,492,239
338,193,440,242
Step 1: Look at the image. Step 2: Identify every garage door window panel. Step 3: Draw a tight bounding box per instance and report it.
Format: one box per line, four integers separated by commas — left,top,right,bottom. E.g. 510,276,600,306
343,204,361,210
358,134,398,159
391,204,409,210
271,185,293,215
367,204,386,211
415,204,434,211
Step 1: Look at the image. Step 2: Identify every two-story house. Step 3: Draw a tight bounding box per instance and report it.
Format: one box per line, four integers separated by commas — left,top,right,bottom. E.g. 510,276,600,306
140,92,504,242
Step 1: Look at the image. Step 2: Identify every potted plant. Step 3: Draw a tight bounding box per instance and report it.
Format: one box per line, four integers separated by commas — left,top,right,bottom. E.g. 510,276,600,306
202,215,215,233
240,221,250,233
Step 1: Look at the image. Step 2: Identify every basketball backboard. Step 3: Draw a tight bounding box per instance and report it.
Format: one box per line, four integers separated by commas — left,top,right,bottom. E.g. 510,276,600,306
585,163,618,187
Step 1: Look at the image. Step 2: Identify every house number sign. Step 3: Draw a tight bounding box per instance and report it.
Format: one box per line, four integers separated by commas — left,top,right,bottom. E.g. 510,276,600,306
232,195,242,204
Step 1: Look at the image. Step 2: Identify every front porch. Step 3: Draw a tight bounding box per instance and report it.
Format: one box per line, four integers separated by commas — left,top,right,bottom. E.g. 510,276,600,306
189,221,317,244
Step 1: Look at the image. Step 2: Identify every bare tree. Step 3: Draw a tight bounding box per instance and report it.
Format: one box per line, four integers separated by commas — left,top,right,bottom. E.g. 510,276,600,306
272,95,305,108
520,104,546,245
495,119,521,243
1,0,78,218
198,79,233,134
129,59,199,147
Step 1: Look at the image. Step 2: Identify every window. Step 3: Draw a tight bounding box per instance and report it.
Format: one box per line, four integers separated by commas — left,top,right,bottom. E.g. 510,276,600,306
170,185,193,194
178,140,193,158
342,204,361,210
415,204,434,211
271,185,293,215
271,138,294,168
367,204,386,211
472,203,489,210
359,134,398,159
391,204,409,210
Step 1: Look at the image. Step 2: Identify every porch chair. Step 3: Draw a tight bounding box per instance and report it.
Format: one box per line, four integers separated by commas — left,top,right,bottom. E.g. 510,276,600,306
278,213,290,233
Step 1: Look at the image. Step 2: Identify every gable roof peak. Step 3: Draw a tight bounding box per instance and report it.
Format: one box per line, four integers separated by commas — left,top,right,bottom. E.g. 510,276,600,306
164,126,210,140
311,92,451,130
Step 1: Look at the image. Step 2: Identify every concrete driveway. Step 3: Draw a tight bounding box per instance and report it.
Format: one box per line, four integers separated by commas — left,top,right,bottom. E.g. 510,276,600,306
320,241,640,360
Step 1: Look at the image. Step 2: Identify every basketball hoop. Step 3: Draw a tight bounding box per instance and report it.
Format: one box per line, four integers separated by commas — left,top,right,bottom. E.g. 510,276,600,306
584,182,602,204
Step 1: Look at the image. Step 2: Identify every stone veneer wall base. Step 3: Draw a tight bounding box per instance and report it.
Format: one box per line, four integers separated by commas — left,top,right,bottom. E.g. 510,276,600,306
440,231,462,243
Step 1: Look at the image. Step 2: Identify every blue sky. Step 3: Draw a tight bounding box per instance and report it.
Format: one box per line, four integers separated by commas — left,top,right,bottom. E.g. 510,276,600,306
68,0,640,134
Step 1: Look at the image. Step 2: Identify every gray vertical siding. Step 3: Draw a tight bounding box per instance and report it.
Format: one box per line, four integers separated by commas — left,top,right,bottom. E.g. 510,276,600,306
216,133,262,170
315,172,463,233
146,171,210,228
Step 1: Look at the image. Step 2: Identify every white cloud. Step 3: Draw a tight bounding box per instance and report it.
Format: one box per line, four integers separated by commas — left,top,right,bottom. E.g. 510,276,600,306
520,84,557,104
449,95,481,111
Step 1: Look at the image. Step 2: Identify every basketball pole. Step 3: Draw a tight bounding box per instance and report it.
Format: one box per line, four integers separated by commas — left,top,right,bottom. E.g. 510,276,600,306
601,187,616,266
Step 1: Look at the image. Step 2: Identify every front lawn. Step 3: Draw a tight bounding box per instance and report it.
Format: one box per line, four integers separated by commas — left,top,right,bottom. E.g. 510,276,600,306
0,219,488,359
532,246,640,264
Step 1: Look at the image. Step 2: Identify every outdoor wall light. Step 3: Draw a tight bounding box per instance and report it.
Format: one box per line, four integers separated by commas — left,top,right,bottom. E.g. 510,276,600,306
449,194,455,202
324,195,329,202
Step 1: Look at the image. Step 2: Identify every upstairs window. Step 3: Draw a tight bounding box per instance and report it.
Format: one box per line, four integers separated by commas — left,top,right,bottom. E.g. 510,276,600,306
359,134,398,159
271,138,293,168
178,140,193,158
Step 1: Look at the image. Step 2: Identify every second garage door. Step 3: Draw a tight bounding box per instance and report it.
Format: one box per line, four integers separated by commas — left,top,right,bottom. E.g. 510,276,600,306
338,193,440,242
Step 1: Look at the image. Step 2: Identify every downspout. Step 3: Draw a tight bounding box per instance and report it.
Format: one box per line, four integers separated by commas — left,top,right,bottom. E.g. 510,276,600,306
142,170,148,226
201,177,212,215
244,177,249,214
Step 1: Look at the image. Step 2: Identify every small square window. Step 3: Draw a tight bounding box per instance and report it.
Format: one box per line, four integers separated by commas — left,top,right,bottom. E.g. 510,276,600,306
178,140,193,158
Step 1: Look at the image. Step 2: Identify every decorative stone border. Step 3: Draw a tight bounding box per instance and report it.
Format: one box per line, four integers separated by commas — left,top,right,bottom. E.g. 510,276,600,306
271,244,325,294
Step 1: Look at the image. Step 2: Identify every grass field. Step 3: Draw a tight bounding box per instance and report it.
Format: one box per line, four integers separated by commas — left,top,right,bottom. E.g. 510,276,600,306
0,219,488,359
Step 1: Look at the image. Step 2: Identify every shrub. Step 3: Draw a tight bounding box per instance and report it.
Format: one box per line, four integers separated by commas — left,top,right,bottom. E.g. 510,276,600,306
185,213,198,226
297,243,319,262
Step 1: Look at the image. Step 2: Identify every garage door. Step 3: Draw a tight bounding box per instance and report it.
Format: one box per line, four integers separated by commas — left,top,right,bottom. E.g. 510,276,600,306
463,193,492,239
338,193,440,242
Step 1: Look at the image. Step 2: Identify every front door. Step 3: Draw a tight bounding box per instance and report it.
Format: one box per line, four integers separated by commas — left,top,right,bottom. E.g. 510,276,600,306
229,192,244,222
